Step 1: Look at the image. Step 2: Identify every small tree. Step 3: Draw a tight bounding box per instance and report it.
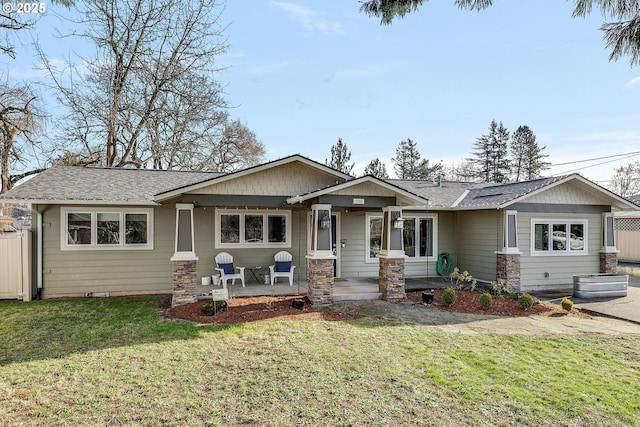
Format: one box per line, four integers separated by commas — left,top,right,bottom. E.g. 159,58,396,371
608,160,640,198
363,158,389,178
326,138,354,174
511,125,550,181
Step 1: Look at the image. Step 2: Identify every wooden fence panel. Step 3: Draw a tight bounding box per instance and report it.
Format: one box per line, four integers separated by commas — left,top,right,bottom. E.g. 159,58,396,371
0,232,31,300
615,218,640,262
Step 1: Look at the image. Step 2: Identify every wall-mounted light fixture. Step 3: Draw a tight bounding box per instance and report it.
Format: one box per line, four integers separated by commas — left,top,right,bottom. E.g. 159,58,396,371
340,239,347,248
320,212,331,229
393,216,405,229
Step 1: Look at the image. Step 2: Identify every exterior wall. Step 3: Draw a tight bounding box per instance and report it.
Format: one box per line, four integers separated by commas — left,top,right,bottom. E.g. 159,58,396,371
194,208,308,285
454,210,499,282
39,204,175,298
518,211,603,292
338,210,457,279
190,162,342,197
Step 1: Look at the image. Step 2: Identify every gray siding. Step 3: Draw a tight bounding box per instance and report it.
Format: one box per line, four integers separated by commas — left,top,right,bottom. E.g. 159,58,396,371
40,205,175,298
454,210,500,282
518,212,602,292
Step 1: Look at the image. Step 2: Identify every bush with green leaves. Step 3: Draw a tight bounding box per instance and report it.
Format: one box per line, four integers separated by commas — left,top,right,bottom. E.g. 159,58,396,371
479,292,492,309
518,293,534,310
561,297,574,311
201,300,228,316
442,287,456,306
490,279,511,297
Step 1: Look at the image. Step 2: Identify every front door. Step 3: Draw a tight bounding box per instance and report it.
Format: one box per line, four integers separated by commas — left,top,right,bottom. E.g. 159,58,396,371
331,214,340,278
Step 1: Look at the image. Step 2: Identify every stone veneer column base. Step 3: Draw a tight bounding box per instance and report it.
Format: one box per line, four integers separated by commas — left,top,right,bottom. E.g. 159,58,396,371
496,253,521,293
172,260,198,308
307,258,334,306
379,257,405,302
600,252,618,273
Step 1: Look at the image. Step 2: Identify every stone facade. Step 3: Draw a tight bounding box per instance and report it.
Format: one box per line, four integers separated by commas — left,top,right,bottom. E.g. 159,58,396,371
172,260,197,308
379,257,405,302
600,252,618,274
307,257,334,306
496,253,521,293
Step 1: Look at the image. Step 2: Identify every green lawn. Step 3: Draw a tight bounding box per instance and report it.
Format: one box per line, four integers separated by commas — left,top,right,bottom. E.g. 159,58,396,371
1,297,639,426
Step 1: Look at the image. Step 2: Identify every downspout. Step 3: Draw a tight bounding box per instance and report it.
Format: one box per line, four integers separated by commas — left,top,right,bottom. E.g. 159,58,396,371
36,209,43,300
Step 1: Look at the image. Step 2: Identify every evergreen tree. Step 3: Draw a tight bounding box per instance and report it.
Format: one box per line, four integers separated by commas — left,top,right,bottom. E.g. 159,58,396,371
391,138,422,179
468,120,510,183
363,158,389,179
511,125,550,181
326,138,354,174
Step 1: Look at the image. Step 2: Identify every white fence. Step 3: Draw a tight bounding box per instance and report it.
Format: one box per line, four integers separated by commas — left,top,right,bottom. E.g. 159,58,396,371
0,231,31,301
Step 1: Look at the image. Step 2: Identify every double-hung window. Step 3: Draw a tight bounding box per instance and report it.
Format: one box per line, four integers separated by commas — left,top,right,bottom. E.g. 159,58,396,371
61,207,153,250
531,219,587,255
216,209,290,248
366,213,437,262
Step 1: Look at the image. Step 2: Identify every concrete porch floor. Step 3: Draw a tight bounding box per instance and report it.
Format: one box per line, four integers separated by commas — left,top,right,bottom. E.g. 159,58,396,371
196,276,450,302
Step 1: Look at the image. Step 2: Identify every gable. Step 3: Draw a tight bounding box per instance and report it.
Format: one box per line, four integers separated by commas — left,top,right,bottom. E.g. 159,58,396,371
522,180,613,206
187,160,345,197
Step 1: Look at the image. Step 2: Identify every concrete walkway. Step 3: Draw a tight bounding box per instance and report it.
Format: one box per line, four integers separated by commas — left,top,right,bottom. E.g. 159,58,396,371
330,299,640,335
573,284,640,324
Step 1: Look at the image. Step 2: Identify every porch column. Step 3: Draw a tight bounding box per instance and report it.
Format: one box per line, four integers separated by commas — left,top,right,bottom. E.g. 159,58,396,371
378,206,406,302
600,213,618,273
306,204,335,306
496,210,521,293
171,203,198,307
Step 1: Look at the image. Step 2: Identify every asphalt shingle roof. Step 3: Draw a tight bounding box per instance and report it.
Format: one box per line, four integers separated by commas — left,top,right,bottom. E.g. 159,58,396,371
387,179,491,209
0,166,223,204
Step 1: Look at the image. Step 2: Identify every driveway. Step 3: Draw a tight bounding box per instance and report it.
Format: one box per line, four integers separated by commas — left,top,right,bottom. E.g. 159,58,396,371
572,275,640,324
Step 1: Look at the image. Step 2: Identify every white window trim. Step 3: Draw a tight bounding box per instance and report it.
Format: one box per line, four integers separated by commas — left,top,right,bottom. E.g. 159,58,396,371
215,209,291,249
530,218,588,256
61,207,154,251
366,212,438,263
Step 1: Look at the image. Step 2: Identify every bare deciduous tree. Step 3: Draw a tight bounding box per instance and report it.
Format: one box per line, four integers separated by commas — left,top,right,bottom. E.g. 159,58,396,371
608,160,640,198
41,0,263,170
211,119,266,172
0,82,45,193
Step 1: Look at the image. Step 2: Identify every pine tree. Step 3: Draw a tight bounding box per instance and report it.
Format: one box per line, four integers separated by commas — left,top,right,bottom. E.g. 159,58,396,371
326,138,354,174
511,125,550,181
363,158,389,179
469,120,510,183
391,138,422,179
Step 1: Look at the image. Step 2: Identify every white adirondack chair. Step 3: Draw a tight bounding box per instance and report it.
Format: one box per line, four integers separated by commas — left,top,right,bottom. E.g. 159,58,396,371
214,252,245,288
269,251,296,286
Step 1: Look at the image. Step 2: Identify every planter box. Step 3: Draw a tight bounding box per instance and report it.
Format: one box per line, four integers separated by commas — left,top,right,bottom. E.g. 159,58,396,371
573,274,628,298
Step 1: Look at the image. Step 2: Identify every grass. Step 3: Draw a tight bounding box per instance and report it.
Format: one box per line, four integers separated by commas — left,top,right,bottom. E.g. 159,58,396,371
1,297,639,426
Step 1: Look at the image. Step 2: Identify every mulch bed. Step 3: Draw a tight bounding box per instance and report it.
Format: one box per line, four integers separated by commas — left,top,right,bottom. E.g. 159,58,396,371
169,290,590,324
169,295,363,324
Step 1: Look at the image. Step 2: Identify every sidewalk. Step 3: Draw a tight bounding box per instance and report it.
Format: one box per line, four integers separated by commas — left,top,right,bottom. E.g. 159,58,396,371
571,276,640,324
330,299,640,336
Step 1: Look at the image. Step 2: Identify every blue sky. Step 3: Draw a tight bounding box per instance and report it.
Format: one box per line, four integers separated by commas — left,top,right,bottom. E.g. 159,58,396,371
7,0,640,184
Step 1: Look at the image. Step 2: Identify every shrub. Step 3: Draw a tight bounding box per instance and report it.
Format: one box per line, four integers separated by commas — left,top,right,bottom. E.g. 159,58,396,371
561,297,573,311
518,293,534,310
201,300,228,316
449,268,477,291
442,288,456,306
491,279,511,297
479,292,492,309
